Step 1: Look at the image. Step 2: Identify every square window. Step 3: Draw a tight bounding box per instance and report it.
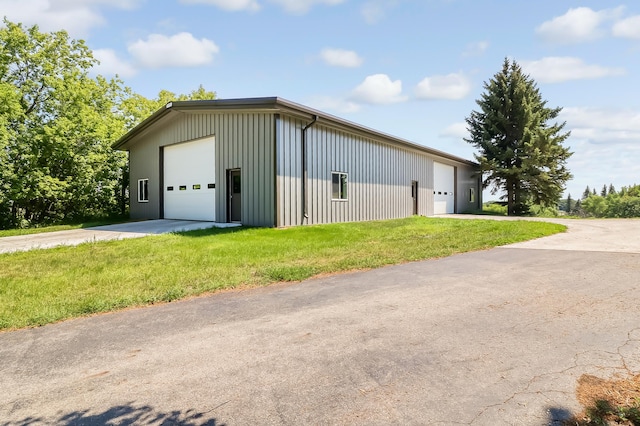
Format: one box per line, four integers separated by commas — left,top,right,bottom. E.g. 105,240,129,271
137,179,149,203
332,172,348,200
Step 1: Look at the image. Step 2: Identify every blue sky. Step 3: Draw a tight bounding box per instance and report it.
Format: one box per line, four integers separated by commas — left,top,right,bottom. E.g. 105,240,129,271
2,0,640,200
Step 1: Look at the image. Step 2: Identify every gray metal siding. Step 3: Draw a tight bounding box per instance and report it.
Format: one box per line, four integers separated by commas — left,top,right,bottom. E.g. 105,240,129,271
455,164,481,213
127,112,276,226
215,113,275,226
129,123,165,220
276,116,436,227
276,116,304,227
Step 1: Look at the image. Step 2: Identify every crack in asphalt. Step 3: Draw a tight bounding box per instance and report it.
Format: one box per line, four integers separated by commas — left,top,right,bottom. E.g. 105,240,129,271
467,326,640,425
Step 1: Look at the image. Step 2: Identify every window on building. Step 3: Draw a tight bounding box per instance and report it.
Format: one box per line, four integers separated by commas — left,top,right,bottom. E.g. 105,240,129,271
469,188,475,203
137,179,149,203
332,172,348,200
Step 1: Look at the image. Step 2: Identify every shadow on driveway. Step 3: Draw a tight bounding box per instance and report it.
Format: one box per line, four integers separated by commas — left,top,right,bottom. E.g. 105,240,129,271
7,402,223,426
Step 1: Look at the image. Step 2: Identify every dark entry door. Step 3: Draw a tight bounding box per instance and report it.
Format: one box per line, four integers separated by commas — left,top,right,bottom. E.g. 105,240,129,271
411,181,418,215
228,169,241,222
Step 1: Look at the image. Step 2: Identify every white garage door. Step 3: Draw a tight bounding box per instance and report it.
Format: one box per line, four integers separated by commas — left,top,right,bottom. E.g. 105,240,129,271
434,162,455,214
164,137,216,221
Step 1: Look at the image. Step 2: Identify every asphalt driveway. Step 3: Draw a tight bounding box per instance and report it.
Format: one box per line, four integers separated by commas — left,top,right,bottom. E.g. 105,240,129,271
0,220,235,254
1,218,639,425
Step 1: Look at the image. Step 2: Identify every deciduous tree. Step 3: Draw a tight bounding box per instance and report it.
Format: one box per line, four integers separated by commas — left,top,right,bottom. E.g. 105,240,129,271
0,20,130,226
0,20,216,228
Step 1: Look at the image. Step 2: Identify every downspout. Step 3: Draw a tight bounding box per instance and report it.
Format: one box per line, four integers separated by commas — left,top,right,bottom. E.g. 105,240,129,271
301,115,318,224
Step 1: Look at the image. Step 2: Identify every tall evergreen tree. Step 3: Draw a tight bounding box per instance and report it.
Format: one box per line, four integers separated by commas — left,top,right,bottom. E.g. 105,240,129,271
582,186,591,200
566,193,572,213
601,184,608,197
465,58,572,215
608,183,616,195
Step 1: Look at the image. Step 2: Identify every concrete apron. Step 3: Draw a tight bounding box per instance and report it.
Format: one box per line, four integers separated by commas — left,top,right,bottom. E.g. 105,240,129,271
435,215,640,254
0,220,240,254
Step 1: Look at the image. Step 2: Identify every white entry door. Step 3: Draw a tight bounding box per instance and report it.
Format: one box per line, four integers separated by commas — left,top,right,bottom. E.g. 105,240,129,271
163,137,216,221
434,162,455,214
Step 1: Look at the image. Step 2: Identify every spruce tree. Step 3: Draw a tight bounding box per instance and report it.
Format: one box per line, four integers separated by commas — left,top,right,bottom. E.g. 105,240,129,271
566,193,572,213
465,58,572,215
601,184,607,197
608,184,616,195
583,186,591,200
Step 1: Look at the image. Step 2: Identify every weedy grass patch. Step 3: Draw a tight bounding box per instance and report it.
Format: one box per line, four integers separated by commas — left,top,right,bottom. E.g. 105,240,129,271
564,373,640,425
0,216,564,330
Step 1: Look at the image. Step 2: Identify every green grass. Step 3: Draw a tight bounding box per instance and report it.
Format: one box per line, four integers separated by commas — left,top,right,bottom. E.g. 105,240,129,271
0,216,565,330
0,217,129,237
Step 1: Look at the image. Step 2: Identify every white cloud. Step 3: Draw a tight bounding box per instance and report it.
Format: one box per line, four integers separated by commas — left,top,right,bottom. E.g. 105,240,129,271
361,0,397,24
535,6,624,44
560,107,640,143
179,0,260,12
308,96,361,114
92,49,137,77
542,106,640,197
564,139,640,199
521,57,626,83
87,0,142,9
415,72,471,100
462,41,489,57
128,33,220,69
268,0,345,14
0,0,143,37
320,48,363,68
0,0,103,37
350,74,407,105
440,122,468,139
361,2,384,24
612,15,640,39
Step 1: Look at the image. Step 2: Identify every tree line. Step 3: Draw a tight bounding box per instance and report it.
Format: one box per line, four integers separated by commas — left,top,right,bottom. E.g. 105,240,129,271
0,19,215,229
562,184,640,217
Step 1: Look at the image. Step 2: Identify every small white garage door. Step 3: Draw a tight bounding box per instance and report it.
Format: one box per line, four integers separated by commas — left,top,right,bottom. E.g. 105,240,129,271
164,137,216,221
434,162,455,214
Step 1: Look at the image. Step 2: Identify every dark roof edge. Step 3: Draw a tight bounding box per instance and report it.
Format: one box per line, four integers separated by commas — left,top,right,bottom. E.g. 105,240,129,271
112,96,476,166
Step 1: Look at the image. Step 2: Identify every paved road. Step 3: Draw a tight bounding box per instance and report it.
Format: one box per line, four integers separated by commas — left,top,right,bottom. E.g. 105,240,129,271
1,218,639,425
0,220,236,254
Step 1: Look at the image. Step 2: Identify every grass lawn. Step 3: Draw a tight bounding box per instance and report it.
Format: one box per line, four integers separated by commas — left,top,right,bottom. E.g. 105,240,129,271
0,216,565,331
0,217,129,237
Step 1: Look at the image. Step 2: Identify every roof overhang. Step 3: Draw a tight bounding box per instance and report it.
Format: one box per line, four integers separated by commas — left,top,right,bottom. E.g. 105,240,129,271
112,96,477,167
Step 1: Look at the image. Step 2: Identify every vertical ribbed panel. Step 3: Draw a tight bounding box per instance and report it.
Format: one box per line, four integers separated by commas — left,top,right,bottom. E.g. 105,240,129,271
128,109,476,226
455,164,480,213
276,116,304,227
128,112,275,226
276,116,443,227
128,132,161,220
213,112,275,226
